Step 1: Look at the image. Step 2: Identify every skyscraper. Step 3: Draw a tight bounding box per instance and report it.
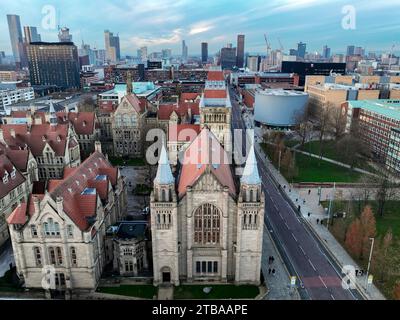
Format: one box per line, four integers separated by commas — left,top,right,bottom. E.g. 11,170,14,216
104,30,120,63
297,42,306,59
58,27,73,42
182,40,188,62
201,42,208,63
322,45,331,59
236,34,245,68
27,42,80,89
247,55,259,72
138,46,148,62
23,26,41,43
7,14,25,68
220,46,236,69
347,45,355,56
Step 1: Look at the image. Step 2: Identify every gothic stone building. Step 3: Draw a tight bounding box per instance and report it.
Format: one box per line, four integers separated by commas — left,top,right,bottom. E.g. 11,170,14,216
150,129,264,286
7,147,127,295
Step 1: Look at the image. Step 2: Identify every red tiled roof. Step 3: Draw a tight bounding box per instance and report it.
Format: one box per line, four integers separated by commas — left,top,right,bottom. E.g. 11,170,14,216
47,151,118,231
158,101,200,120
0,123,71,157
0,154,26,199
7,203,28,224
177,129,236,198
168,124,200,142
125,94,145,113
10,111,28,118
204,90,227,99
180,92,201,102
0,145,29,172
207,70,225,81
56,112,96,135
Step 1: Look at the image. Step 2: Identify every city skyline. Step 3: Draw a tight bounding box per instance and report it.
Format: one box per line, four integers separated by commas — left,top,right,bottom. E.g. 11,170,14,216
1,0,400,57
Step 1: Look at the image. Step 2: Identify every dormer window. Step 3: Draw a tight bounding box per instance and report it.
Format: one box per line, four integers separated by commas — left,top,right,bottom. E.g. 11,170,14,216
2,172,9,184
11,167,16,179
42,135,46,142
56,135,61,142
44,218,60,237
82,121,86,127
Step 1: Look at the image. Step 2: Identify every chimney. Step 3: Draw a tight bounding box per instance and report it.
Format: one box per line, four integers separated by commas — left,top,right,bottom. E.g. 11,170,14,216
33,196,40,215
30,104,36,116
56,196,64,215
0,129,4,143
188,107,192,120
94,141,102,154
10,128,16,138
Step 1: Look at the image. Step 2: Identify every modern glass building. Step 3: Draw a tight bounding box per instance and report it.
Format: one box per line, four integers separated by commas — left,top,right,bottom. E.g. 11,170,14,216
7,14,25,67
201,42,208,63
27,42,80,90
236,35,245,68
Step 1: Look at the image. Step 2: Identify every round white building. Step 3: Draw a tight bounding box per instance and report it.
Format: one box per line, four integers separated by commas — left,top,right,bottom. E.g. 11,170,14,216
253,89,309,128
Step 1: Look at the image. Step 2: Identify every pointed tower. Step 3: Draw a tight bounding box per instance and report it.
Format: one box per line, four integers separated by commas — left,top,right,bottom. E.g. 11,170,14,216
49,101,58,126
235,142,264,285
126,71,132,96
150,144,180,286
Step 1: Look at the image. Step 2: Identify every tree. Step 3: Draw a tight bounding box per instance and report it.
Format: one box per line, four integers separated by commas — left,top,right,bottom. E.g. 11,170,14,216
78,95,96,112
336,134,369,169
353,175,374,213
293,104,313,147
314,102,334,163
376,175,396,217
281,148,298,180
359,206,376,260
332,218,348,243
328,106,346,141
372,228,393,282
394,282,400,300
345,218,363,258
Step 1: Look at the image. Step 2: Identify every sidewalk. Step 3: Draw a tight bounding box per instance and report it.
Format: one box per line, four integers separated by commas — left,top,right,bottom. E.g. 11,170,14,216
255,141,386,300
261,225,300,300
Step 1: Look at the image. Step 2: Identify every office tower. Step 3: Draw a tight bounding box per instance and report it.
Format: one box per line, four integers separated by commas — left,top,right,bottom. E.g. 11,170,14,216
7,14,26,68
354,46,364,56
182,40,188,62
297,42,306,58
27,42,80,89
201,42,208,63
289,49,298,56
23,26,41,43
347,45,355,56
247,55,259,72
138,46,148,62
322,45,331,59
104,30,120,63
236,34,245,68
94,49,106,66
79,42,96,65
220,46,236,69
162,49,172,60
58,27,73,42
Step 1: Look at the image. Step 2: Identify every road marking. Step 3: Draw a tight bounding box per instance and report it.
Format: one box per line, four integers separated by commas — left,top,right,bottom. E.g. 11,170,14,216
308,259,317,271
291,233,298,242
330,294,335,300
284,222,289,229
274,204,278,211
278,212,283,219
319,276,328,289
299,245,306,255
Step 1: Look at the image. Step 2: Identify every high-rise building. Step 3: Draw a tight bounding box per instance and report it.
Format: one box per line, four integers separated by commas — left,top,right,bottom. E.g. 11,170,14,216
7,14,26,68
220,46,236,69
182,40,188,62
322,45,331,59
139,46,148,62
162,49,172,60
289,49,298,56
247,55,259,72
58,27,73,42
23,26,41,43
201,42,208,63
236,34,245,68
27,42,80,89
346,45,355,56
104,30,120,63
297,42,306,59
354,46,365,56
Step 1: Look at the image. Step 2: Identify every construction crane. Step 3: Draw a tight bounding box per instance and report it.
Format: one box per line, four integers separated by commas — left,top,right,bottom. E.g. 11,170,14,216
278,38,284,52
264,34,271,57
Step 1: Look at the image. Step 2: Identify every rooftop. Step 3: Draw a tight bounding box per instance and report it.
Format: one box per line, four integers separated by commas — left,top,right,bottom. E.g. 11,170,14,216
348,99,400,121
100,82,160,97
256,88,308,96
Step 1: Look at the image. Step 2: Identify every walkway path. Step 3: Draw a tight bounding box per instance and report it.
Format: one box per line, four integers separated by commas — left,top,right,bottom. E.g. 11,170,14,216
157,286,174,300
254,140,386,300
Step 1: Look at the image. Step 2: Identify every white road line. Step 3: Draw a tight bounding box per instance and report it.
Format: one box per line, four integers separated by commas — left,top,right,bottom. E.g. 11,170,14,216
278,212,283,219
319,276,328,289
284,222,289,229
299,245,306,255
330,294,335,300
291,233,298,242
308,259,317,271
274,204,278,211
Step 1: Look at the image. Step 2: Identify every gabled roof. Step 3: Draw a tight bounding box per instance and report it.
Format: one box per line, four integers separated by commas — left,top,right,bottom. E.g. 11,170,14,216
241,144,261,185
56,112,96,135
168,124,200,142
177,128,236,197
207,70,225,81
204,90,227,99
157,101,200,120
180,92,201,102
0,154,26,199
0,144,29,172
119,93,146,114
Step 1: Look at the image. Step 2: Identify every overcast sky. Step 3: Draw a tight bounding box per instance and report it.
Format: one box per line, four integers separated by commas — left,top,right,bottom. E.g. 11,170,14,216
1,0,400,56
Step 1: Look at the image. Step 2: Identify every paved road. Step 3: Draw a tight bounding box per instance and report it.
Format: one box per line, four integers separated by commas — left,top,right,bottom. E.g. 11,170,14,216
229,86,361,300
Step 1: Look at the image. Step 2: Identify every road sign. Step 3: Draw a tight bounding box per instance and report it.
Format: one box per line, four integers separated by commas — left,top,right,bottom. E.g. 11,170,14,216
368,275,373,285
290,276,297,286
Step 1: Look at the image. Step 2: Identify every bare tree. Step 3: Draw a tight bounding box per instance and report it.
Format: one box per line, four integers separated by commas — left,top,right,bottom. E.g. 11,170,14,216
78,95,97,112
328,106,346,141
376,174,397,217
314,102,334,162
293,103,313,147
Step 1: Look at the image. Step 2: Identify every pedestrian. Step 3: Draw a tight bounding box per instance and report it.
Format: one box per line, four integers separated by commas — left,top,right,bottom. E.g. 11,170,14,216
308,212,311,217
271,256,275,263
317,218,320,224
308,189,311,195
295,198,298,202
303,199,306,204
272,269,276,276
283,185,286,189
268,268,271,274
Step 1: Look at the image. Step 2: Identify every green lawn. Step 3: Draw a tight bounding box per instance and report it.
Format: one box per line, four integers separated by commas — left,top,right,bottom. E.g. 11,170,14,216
174,284,259,299
109,157,146,166
299,140,377,173
323,200,400,299
96,285,157,299
261,143,362,183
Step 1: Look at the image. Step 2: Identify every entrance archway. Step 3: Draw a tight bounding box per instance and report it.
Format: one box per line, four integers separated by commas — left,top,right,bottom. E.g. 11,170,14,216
161,266,171,283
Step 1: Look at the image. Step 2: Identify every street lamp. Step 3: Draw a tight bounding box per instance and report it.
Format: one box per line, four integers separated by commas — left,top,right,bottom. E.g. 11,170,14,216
365,237,375,292
278,149,282,173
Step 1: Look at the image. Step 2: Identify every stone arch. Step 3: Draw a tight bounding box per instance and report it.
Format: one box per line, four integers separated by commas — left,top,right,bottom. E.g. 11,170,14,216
193,203,221,245
160,266,172,283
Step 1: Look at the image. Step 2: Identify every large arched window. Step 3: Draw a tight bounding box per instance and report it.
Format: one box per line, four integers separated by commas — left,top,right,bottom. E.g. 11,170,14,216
194,203,221,245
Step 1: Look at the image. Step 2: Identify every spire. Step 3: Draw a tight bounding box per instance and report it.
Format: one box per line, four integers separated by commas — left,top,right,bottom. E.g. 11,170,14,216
126,71,132,95
241,143,261,185
154,144,174,185
49,101,57,126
